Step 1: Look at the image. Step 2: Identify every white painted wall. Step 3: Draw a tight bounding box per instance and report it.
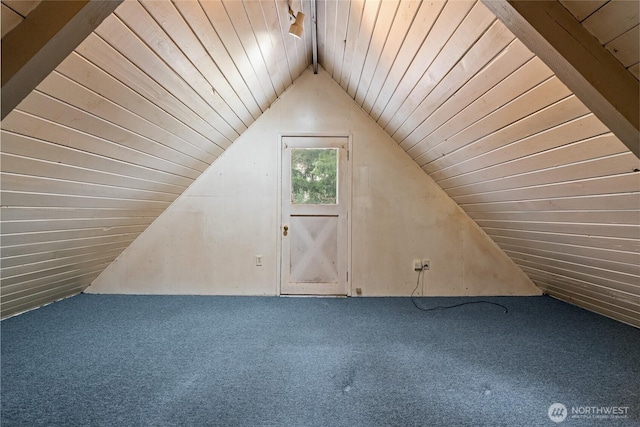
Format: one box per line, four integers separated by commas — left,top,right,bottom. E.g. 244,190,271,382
87,67,539,297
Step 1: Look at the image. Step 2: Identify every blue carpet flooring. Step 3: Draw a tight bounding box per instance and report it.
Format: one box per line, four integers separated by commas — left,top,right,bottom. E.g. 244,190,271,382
1,294,639,426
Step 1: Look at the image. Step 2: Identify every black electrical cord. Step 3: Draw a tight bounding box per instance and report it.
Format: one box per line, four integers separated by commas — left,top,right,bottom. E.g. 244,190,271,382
410,268,509,314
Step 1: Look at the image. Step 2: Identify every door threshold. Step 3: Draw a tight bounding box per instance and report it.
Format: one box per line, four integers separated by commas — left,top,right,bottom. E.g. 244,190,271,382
279,294,348,298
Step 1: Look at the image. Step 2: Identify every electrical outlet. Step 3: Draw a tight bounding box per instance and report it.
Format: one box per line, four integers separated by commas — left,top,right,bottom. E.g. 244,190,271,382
422,259,430,270
256,255,263,267
413,259,423,271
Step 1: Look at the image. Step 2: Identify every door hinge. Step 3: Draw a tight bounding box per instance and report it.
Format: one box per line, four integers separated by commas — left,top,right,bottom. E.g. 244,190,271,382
346,271,349,282
347,150,350,161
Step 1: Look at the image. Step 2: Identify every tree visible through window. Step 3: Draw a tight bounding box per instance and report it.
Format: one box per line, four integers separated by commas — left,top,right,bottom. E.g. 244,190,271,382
291,148,337,204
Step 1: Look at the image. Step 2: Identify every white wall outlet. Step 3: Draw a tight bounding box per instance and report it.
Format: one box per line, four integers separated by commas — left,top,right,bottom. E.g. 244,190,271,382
413,259,423,271
422,259,430,270
256,255,263,267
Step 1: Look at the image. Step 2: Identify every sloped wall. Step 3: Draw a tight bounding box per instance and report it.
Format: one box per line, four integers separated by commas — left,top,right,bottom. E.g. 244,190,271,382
87,68,539,297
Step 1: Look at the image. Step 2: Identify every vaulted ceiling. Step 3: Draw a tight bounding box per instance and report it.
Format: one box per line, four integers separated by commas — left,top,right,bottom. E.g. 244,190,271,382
1,0,639,326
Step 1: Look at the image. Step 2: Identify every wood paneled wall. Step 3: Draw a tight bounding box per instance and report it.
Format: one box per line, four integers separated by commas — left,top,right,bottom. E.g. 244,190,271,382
318,0,639,326
0,0,311,317
2,0,638,326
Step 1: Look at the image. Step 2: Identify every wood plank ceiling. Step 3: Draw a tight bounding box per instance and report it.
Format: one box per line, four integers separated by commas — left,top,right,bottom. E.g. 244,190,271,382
1,0,639,326
0,0,41,37
1,0,312,317
560,0,639,80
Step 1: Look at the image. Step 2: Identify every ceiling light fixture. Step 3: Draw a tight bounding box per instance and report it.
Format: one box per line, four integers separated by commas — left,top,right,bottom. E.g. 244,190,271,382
288,5,305,39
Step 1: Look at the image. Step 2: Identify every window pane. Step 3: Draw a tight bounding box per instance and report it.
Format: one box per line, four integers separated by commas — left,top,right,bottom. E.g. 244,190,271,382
291,148,338,204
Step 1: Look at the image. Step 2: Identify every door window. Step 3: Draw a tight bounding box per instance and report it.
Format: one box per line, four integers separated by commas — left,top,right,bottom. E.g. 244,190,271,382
290,148,338,205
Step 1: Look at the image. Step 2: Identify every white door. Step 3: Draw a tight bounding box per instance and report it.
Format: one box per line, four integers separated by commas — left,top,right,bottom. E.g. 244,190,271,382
281,136,349,295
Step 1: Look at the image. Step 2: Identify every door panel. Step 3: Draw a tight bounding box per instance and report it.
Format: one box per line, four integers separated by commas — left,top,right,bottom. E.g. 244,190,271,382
281,136,348,295
290,216,339,283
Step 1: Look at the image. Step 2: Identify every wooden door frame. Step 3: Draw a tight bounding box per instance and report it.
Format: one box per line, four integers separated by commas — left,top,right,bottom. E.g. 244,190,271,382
276,132,352,297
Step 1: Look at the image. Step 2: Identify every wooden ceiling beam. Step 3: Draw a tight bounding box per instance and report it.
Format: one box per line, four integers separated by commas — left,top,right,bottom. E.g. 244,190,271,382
482,0,639,158
1,0,122,120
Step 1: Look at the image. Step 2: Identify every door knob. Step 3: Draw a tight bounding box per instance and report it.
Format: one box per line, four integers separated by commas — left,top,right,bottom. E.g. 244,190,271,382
283,225,288,236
